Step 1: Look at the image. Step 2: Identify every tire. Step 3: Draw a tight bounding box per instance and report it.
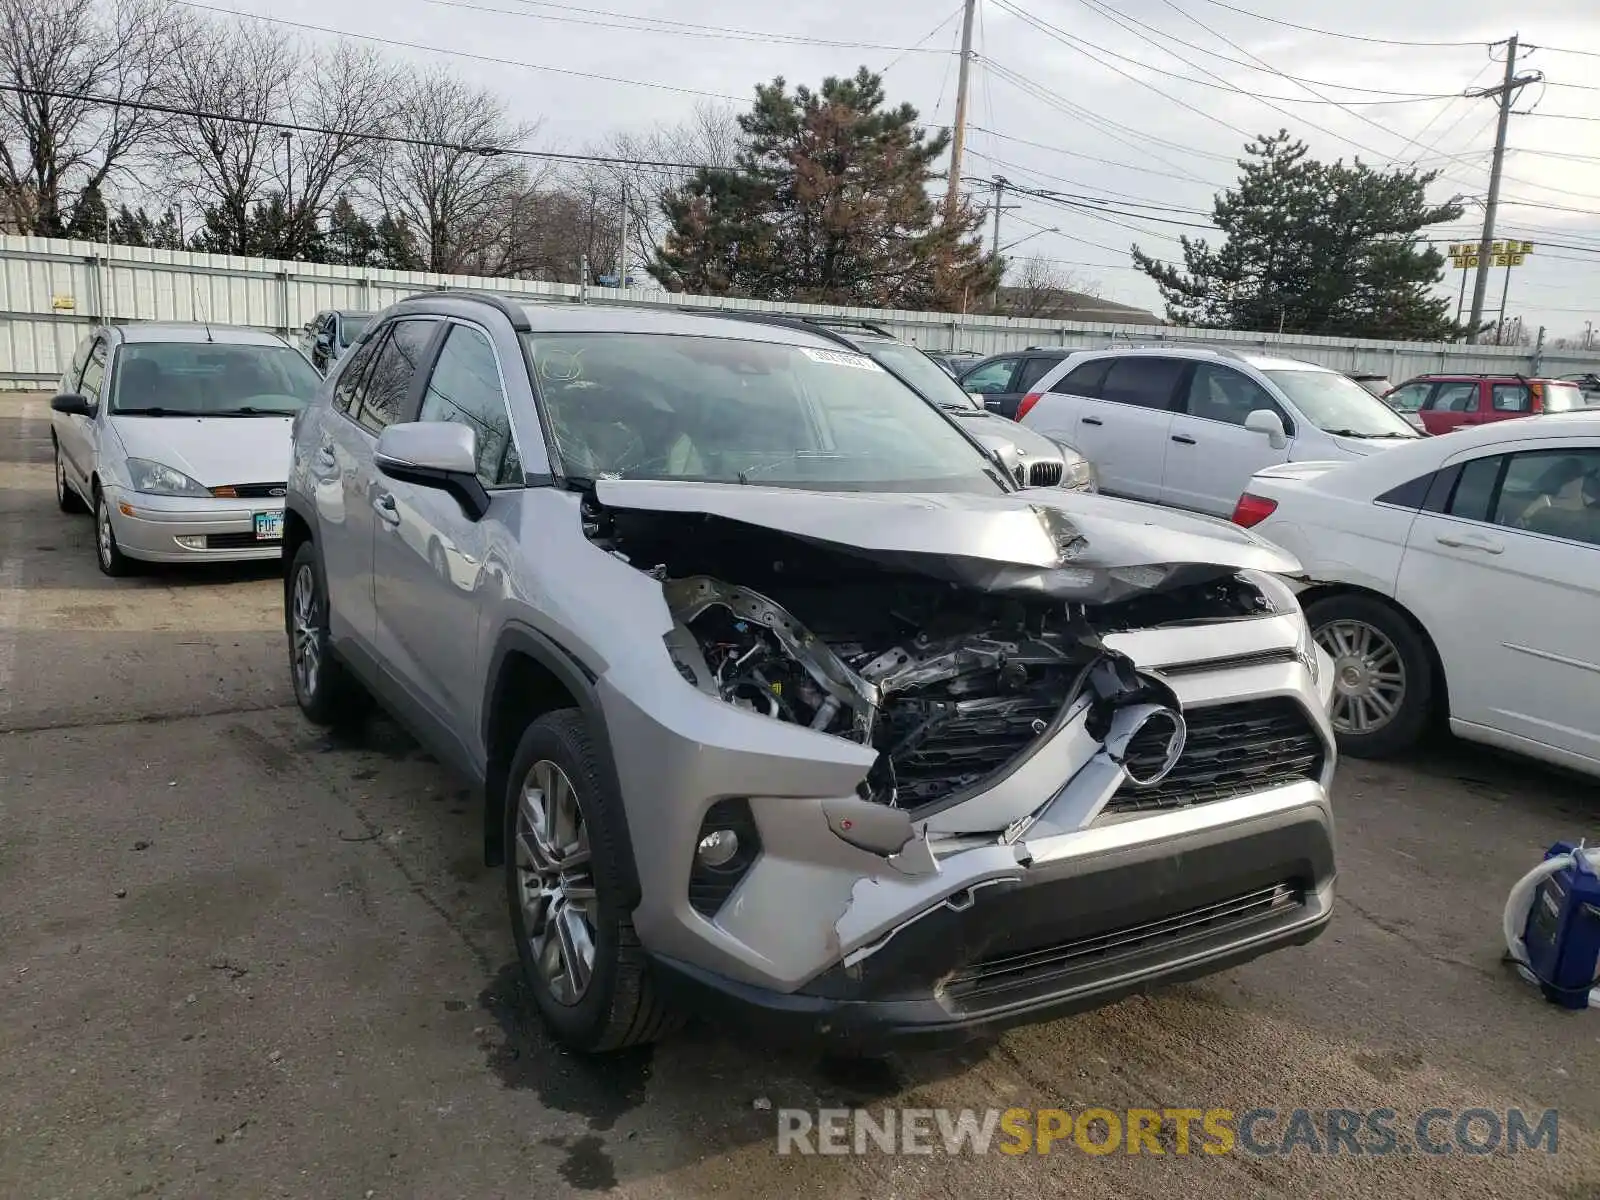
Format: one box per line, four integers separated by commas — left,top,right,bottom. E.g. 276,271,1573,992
54,438,85,513
1306,593,1435,759
504,710,679,1054
285,540,370,726
427,538,449,581
93,486,135,577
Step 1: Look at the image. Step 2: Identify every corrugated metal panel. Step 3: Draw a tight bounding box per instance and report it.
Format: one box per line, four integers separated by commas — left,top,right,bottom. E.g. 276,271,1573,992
2,233,1590,387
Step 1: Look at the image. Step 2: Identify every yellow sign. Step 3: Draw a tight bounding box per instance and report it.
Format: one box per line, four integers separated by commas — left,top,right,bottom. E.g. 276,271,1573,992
1448,241,1533,270
51,294,75,310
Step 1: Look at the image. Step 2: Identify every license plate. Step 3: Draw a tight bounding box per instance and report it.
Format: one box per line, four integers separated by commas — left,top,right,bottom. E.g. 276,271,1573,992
254,511,284,541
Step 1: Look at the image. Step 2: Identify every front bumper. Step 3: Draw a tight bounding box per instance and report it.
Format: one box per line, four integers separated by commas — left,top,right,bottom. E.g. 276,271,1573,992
653,787,1334,1046
105,486,284,563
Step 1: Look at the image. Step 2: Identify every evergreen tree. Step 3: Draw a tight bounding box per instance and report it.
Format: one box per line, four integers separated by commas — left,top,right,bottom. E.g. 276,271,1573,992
652,68,997,309
1133,131,1464,340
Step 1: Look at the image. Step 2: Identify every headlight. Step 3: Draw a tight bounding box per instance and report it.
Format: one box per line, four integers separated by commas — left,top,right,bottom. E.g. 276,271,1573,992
126,457,210,497
1050,441,1098,492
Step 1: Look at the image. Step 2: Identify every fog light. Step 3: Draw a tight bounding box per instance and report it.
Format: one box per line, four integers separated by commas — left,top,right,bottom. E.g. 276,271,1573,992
174,535,205,550
696,829,739,868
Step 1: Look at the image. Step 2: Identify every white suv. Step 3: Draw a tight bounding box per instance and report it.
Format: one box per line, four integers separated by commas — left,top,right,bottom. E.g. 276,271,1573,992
1016,348,1420,516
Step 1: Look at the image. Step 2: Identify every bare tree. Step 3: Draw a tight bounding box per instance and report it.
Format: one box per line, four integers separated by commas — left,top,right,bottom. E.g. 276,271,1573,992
378,66,534,273
278,40,394,258
0,0,181,236
157,14,297,253
999,255,1104,318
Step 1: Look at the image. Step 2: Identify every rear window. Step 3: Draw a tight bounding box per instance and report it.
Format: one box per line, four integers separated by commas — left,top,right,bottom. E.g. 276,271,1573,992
1541,382,1585,413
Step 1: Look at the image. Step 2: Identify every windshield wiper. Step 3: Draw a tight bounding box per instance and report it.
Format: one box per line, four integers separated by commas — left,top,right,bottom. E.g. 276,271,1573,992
208,406,299,417
1322,427,1406,438
114,406,190,417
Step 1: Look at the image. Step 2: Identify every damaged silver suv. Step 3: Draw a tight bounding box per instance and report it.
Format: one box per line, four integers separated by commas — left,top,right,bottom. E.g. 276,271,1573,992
283,292,1339,1054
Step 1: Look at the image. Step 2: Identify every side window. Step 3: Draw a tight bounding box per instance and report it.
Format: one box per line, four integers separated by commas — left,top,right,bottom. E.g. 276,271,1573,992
62,337,91,393
1424,382,1477,413
1492,383,1530,413
1051,357,1110,397
77,338,109,407
1183,364,1281,427
1100,357,1187,411
963,358,1019,394
1015,356,1057,392
353,319,435,435
1385,382,1431,413
1376,472,1435,509
1446,454,1504,522
1492,449,1600,546
332,327,386,416
417,324,522,487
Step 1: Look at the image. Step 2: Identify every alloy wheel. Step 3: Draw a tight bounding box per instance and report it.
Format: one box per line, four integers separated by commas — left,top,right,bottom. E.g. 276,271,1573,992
291,563,322,699
96,495,113,569
514,759,598,1006
1314,618,1407,735
54,449,67,505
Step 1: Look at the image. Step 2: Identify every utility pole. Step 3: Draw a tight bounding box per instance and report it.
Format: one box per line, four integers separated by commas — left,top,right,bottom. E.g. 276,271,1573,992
616,176,628,288
944,0,978,218
1465,36,1541,342
990,176,1005,261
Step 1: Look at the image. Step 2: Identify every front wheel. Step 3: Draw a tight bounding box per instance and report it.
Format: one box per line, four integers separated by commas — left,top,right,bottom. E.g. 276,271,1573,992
1307,593,1435,758
286,540,369,726
54,439,85,513
504,710,679,1054
94,487,134,577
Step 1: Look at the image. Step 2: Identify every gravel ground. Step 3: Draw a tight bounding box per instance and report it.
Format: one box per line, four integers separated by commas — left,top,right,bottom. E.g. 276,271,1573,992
2,391,1596,1200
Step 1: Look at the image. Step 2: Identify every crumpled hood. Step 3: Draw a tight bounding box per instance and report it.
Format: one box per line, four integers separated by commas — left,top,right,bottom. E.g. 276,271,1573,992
110,416,293,486
593,479,1301,602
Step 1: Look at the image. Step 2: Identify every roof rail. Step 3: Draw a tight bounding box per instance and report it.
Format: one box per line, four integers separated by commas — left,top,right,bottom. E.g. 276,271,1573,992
397,288,533,331
678,308,881,353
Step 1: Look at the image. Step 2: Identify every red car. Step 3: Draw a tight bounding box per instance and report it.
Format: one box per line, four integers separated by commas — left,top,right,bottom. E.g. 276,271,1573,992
1383,374,1588,435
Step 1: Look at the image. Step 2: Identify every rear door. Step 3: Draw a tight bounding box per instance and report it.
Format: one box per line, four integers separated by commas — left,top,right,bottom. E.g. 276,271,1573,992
1397,441,1600,765
1419,379,1480,435
961,355,1024,417
1073,356,1187,501
1018,355,1108,448
1161,362,1295,516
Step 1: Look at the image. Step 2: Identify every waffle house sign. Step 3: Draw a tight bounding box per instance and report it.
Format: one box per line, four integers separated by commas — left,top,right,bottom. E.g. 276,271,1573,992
1449,241,1534,269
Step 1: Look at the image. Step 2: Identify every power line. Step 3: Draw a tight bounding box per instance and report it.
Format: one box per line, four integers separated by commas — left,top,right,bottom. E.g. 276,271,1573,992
1523,44,1600,62
1190,0,1488,47
969,126,1227,187
0,82,717,172
882,3,967,74
174,2,745,102
965,148,1214,215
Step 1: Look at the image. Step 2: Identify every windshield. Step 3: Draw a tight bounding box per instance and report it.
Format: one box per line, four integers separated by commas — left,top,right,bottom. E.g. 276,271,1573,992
339,316,370,347
522,332,1006,493
110,343,322,416
1542,382,1585,413
1264,369,1420,439
863,341,981,411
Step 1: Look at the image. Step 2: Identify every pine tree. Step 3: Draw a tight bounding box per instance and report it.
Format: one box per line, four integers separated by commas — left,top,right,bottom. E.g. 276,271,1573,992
1133,131,1464,340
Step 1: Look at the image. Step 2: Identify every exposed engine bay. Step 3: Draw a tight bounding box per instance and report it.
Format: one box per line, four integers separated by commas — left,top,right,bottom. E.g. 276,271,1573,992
585,500,1277,810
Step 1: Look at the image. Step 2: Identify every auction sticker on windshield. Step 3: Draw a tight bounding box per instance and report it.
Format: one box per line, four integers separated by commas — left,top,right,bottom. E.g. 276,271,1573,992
800,347,882,371
255,512,284,541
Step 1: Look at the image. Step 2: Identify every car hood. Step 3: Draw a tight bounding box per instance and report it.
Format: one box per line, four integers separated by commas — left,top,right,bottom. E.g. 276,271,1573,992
946,407,1070,460
110,416,294,486
592,478,1301,603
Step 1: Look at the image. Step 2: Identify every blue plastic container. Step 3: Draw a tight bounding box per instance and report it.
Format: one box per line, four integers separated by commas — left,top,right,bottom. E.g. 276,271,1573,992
1521,842,1600,1010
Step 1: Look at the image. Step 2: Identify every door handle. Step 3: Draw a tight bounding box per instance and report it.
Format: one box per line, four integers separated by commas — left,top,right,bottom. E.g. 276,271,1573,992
1435,533,1502,554
1171,434,1196,445
373,493,401,526
1082,416,1103,426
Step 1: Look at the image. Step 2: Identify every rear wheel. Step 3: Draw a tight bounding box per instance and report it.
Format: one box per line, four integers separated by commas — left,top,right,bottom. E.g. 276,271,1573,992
1307,593,1434,758
286,540,369,726
505,710,679,1053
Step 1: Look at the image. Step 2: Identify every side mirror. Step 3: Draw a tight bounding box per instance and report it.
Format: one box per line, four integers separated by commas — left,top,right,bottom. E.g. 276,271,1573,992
968,392,986,406
374,421,490,521
1244,408,1289,450
315,333,333,350
51,392,94,417
970,429,1024,483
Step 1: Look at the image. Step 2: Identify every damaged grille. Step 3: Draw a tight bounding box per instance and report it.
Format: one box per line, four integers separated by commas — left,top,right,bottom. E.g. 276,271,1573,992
1104,698,1323,816
944,882,1303,1003
1028,461,1064,488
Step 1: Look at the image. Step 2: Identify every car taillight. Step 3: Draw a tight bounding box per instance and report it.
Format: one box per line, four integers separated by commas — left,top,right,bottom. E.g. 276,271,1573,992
1015,392,1044,421
1231,492,1278,528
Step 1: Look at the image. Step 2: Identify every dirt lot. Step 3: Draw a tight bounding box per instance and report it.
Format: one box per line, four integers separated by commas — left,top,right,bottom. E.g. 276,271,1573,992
2,390,1597,1200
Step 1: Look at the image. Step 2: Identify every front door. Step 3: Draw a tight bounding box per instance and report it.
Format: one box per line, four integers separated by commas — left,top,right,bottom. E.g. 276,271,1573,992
1161,362,1294,515
374,321,522,742
962,356,1023,417
62,336,109,495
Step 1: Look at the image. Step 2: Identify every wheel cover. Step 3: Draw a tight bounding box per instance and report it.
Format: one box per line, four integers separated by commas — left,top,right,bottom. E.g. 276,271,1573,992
514,759,598,1006
1314,618,1407,735
54,449,66,503
290,563,322,698
96,496,113,567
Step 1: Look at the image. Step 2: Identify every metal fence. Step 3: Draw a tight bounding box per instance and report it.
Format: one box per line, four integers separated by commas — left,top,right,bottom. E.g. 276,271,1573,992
3,234,1592,389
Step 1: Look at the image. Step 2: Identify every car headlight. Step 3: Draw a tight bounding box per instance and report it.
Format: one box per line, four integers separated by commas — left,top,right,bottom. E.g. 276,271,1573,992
126,457,210,497
1049,441,1098,492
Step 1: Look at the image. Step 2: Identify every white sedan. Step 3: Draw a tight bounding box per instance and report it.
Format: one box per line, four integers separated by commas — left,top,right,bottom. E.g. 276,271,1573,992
1231,411,1600,776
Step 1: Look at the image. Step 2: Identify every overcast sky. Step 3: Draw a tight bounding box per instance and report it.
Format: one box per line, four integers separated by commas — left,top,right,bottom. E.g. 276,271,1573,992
217,0,1600,341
